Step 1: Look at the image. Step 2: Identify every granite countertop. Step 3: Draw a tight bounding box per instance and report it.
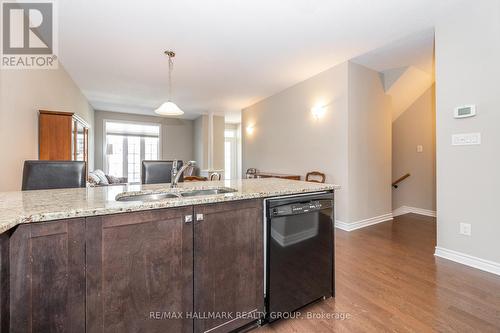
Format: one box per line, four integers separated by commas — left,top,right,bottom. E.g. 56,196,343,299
0,178,339,234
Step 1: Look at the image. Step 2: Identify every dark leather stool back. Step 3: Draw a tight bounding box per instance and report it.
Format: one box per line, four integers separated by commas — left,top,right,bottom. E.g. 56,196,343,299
22,161,86,190
141,160,183,184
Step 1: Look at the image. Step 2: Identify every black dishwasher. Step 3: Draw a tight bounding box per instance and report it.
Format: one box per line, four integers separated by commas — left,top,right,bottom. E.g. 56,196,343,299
265,192,334,322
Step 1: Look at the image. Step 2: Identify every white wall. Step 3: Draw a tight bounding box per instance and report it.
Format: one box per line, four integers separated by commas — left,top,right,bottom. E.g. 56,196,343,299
0,66,94,192
242,61,392,224
212,115,225,170
392,85,436,211
348,62,392,222
435,0,500,263
93,110,194,170
193,115,208,170
193,114,225,171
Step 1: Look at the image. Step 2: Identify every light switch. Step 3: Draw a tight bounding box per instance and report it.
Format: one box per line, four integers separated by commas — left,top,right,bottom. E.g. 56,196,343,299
416,145,423,153
452,133,481,146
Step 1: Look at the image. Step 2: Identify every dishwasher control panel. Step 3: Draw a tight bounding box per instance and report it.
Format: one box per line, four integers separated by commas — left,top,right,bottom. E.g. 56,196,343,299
272,201,324,217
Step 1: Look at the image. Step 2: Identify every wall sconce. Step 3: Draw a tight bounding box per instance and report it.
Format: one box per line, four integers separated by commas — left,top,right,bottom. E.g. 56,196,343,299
311,105,326,119
246,125,255,135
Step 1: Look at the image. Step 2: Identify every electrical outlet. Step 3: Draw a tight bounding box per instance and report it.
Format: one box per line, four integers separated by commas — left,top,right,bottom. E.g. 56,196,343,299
460,223,471,236
416,145,423,153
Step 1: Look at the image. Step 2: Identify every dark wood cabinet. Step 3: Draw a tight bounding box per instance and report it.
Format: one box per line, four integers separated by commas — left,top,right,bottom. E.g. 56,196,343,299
0,200,265,333
8,218,86,333
39,110,74,161
193,200,264,333
0,233,10,333
85,207,194,333
38,110,89,169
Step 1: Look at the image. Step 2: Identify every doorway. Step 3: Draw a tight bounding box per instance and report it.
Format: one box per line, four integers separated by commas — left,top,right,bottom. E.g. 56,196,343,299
224,123,241,180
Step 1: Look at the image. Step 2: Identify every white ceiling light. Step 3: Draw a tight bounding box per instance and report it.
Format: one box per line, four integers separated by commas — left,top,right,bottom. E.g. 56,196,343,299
155,100,184,116
155,50,184,116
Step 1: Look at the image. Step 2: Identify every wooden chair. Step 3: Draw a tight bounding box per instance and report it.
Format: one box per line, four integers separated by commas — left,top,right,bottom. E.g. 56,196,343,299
209,173,221,181
22,161,86,190
246,168,258,179
184,165,196,177
184,176,208,182
305,171,326,183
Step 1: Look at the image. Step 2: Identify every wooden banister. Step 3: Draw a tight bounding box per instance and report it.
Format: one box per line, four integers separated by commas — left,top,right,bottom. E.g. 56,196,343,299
392,173,410,188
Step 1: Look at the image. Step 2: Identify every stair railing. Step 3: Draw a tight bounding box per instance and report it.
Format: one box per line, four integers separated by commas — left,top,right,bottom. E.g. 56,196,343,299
392,173,410,188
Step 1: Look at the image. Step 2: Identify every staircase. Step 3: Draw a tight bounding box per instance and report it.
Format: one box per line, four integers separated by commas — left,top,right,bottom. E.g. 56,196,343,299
382,66,434,121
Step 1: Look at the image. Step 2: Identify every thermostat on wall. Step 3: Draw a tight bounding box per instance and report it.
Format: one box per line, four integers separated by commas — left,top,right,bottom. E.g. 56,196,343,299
454,105,476,118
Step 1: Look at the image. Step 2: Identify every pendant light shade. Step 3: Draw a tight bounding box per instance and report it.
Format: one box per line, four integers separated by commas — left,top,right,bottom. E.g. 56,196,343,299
155,101,184,116
155,50,184,116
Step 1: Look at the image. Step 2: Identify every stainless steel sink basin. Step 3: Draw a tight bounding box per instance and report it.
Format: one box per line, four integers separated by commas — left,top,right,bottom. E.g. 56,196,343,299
116,193,179,202
116,187,238,202
180,187,237,197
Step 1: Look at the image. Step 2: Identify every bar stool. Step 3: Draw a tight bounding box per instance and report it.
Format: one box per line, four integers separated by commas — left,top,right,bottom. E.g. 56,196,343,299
21,161,86,190
141,160,183,184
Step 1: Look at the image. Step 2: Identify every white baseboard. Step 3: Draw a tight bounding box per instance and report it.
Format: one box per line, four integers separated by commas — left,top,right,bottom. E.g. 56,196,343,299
393,206,436,217
435,247,500,276
335,213,393,232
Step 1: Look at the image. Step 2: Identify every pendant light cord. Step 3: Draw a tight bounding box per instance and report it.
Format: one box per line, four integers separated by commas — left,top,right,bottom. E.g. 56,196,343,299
168,54,173,101
155,50,183,115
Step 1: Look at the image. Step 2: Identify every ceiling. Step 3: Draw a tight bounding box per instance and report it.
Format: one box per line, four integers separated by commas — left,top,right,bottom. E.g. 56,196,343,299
58,0,461,119
352,28,435,75
352,28,435,121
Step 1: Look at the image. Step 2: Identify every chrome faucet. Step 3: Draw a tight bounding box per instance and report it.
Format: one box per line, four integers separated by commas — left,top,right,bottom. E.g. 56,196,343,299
171,160,196,188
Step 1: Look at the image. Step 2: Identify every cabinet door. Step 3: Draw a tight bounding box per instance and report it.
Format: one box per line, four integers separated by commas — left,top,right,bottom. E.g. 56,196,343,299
9,218,86,333
86,207,193,333
194,200,264,333
0,233,8,333
38,111,73,160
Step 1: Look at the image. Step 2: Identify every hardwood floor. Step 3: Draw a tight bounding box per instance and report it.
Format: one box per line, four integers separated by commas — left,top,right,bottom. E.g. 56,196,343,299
257,213,500,332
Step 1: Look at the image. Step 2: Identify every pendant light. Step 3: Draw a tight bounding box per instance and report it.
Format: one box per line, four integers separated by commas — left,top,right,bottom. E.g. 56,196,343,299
155,50,184,116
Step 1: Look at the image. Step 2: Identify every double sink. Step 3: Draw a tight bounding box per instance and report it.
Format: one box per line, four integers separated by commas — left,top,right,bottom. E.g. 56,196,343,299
116,187,237,202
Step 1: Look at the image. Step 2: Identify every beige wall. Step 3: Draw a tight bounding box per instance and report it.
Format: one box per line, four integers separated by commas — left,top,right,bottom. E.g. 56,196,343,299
242,61,349,221
242,61,392,224
93,111,194,170
347,62,392,222
392,85,436,211
435,0,500,263
0,66,94,192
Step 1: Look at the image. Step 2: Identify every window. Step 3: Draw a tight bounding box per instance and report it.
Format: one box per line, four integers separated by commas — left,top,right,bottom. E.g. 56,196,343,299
224,125,240,180
75,123,85,161
104,120,161,183
225,140,232,179
107,135,125,177
127,136,141,183
144,137,159,160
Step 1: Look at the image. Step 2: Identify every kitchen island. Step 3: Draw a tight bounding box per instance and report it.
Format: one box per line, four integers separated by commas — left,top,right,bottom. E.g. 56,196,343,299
0,178,338,333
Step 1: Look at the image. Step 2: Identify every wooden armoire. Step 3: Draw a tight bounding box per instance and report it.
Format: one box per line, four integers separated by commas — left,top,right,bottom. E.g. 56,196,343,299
38,110,89,165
